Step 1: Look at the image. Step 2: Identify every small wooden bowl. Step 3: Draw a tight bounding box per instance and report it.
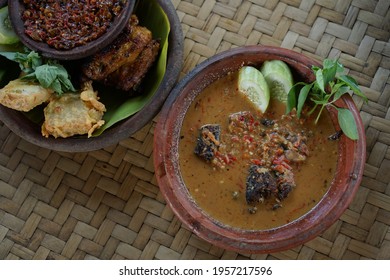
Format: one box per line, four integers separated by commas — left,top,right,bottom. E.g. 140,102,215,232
8,0,135,60
154,46,366,254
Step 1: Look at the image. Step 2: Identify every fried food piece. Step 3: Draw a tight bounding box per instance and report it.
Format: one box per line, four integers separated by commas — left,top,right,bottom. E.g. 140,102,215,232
41,81,106,138
102,39,160,91
0,79,53,112
82,15,153,81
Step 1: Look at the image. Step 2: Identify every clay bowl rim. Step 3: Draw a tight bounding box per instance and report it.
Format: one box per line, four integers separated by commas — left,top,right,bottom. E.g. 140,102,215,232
7,0,135,60
0,0,184,153
154,45,366,254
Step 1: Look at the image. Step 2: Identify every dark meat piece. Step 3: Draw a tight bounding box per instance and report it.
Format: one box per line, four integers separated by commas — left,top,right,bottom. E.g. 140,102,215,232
82,15,153,81
278,183,293,200
194,124,221,162
272,163,295,200
101,39,160,91
246,165,278,204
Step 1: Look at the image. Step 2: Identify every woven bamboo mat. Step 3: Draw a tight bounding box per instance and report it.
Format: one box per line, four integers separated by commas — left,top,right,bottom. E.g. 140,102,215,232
1,0,389,260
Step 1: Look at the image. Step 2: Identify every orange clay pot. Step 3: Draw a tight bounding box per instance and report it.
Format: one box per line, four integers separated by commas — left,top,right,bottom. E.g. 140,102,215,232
154,46,366,254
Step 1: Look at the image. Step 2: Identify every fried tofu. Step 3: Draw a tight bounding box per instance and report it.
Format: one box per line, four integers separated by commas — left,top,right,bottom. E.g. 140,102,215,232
0,79,53,112
41,81,106,138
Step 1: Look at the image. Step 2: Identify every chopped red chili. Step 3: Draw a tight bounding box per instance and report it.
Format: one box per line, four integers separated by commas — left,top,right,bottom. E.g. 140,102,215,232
22,0,126,50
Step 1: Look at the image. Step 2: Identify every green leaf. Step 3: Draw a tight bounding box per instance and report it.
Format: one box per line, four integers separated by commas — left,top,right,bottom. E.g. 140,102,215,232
297,83,312,118
338,75,367,102
314,68,325,93
335,60,344,73
0,48,42,73
93,0,170,136
21,63,75,94
310,97,329,105
286,83,302,114
322,59,338,85
333,85,350,101
337,108,358,140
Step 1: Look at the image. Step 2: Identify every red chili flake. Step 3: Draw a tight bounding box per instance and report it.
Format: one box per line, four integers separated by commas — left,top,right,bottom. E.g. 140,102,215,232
22,0,126,50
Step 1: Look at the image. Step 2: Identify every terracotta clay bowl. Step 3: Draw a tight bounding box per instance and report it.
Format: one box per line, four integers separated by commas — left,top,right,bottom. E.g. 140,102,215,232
8,0,135,60
154,45,366,254
0,0,183,152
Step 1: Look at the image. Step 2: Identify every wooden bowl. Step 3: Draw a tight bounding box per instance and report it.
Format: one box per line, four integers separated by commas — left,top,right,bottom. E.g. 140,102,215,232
8,0,135,60
0,0,183,152
154,46,366,254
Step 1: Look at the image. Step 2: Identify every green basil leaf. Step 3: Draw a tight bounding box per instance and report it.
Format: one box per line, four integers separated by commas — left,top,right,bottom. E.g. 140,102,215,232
310,98,329,105
337,75,367,102
0,49,42,73
322,59,338,85
336,60,344,73
333,85,350,101
337,108,358,140
286,83,303,114
34,65,58,87
297,83,312,118
315,68,325,93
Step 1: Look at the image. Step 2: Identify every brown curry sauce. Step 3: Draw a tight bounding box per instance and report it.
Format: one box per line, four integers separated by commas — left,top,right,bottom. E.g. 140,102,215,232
179,70,339,230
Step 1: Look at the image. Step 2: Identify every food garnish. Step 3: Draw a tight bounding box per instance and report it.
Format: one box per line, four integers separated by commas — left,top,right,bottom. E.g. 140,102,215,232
0,6,19,45
237,65,270,113
0,48,76,95
286,59,367,140
260,60,293,102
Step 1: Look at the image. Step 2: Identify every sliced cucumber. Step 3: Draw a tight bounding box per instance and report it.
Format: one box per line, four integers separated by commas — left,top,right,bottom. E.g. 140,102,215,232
238,66,270,113
0,6,19,45
260,60,293,103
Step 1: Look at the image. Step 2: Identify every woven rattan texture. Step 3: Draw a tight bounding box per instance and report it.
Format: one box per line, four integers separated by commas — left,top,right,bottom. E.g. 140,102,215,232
1,0,389,260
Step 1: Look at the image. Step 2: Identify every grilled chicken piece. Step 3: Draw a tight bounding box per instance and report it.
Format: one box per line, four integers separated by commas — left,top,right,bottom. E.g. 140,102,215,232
102,39,160,91
82,16,153,81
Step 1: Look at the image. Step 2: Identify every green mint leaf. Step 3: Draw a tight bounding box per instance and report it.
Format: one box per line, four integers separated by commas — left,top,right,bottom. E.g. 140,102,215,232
297,83,312,118
337,108,358,140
